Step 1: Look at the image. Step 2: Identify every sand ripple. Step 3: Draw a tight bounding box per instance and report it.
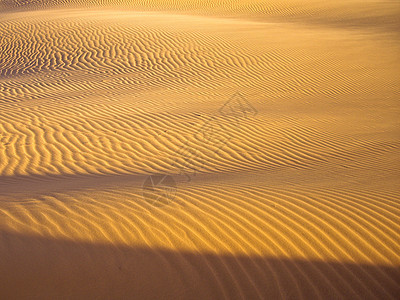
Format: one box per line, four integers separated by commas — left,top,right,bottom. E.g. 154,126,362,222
1,1,399,299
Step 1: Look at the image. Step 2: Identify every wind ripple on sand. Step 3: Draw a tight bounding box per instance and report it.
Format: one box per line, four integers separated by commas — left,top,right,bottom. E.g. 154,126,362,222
1,11,399,177
0,186,399,298
0,3,399,299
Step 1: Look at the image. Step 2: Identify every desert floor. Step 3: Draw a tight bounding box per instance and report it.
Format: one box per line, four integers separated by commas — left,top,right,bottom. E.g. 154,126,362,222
0,0,399,299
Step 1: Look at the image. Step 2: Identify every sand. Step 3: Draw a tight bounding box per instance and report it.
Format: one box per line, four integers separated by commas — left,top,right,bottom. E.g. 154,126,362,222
0,0,399,299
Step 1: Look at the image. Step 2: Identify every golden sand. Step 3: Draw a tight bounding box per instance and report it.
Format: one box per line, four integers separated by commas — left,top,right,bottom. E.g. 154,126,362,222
0,0,399,298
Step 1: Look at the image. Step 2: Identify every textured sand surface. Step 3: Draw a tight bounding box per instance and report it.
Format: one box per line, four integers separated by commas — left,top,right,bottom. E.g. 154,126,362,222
1,0,399,299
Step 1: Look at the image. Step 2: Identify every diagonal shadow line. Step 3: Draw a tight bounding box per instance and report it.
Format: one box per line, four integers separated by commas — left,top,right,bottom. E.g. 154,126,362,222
0,230,399,300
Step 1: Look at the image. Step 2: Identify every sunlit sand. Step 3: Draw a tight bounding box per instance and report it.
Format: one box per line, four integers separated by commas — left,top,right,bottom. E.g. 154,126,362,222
1,0,399,299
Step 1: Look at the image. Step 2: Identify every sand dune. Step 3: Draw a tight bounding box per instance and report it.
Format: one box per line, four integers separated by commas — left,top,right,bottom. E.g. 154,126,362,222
1,0,399,299
2,232,398,299
1,186,400,298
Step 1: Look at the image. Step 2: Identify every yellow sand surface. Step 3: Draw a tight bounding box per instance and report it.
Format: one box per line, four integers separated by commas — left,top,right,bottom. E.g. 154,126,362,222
0,0,399,299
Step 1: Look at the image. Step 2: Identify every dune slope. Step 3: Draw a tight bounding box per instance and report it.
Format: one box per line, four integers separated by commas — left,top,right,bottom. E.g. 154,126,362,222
0,1,399,299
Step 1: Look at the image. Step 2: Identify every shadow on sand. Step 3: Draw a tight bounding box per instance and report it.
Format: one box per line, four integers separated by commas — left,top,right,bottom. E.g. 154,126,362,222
0,230,399,299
